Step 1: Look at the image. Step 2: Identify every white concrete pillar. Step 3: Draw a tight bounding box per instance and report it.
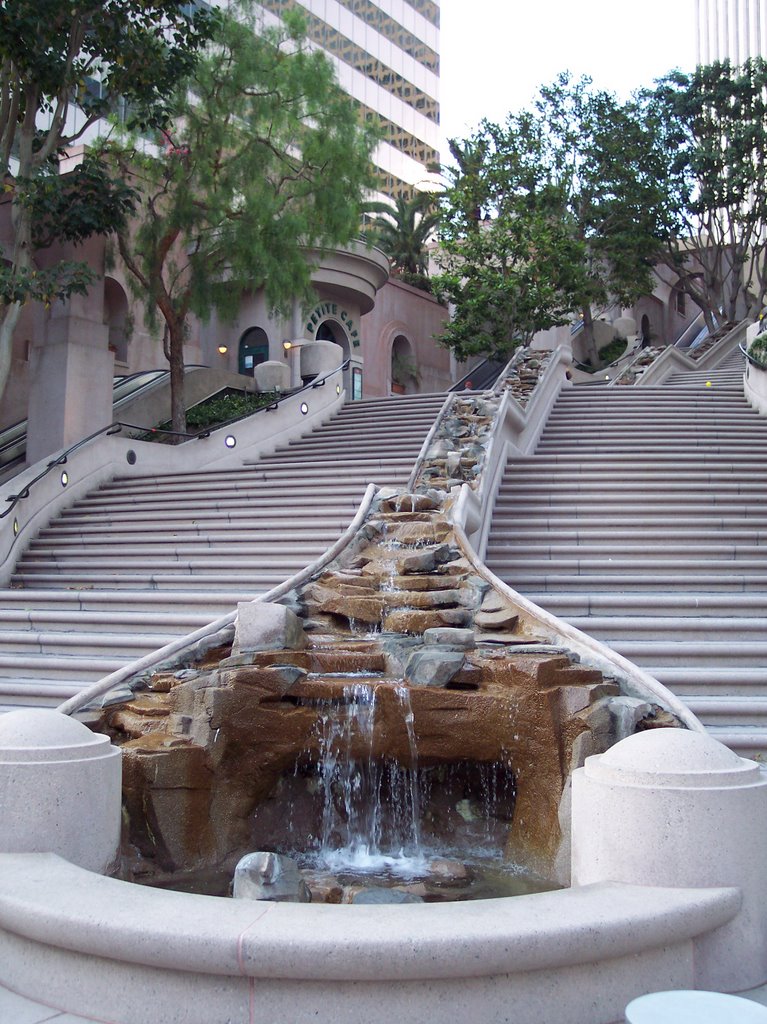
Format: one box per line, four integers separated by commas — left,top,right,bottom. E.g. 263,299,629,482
0,709,122,874
571,729,767,994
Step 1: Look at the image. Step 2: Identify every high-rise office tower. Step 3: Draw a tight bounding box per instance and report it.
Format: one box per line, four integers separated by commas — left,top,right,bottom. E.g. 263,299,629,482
695,0,767,64
256,0,440,197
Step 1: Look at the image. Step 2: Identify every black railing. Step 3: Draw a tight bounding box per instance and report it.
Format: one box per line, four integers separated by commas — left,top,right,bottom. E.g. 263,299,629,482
2,359,349,523
740,342,766,370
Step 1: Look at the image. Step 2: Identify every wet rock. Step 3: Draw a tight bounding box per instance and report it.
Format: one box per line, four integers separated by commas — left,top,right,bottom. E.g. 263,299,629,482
233,602,306,654
302,872,343,904
396,545,452,575
422,627,475,649
427,858,470,886
380,493,440,514
474,607,519,631
233,852,311,903
383,607,472,634
479,589,508,614
174,669,200,682
351,888,424,904
608,696,654,740
100,687,135,708
405,648,466,687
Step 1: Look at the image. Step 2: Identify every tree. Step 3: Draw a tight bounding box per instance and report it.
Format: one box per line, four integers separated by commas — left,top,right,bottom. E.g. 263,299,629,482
0,0,217,402
435,76,671,365
364,190,440,288
434,128,583,361
647,59,767,331
108,5,378,435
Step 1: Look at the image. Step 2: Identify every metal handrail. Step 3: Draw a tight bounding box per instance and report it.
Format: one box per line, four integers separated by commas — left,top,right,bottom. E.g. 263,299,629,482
740,342,767,370
2,358,349,522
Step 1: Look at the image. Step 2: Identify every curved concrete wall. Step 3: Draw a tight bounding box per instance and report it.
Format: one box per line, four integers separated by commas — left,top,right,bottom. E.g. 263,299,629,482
0,853,740,1024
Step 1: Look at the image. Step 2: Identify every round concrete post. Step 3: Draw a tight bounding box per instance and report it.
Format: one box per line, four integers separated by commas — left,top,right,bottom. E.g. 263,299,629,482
0,709,122,874
571,729,767,994
300,340,342,382
253,360,289,393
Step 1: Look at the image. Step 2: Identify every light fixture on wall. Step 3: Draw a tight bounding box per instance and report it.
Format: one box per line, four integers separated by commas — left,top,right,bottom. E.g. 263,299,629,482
217,344,228,355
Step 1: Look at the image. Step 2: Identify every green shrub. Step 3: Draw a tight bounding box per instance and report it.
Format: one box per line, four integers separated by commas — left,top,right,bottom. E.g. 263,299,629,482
138,388,280,442
750,330,767,365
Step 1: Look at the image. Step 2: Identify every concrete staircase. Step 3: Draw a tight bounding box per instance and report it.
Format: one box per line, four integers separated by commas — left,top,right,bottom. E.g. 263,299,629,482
0,394,445,711
486,353,767,755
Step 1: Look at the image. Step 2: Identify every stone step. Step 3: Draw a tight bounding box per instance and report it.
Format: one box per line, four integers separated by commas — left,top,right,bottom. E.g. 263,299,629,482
14,552,315,573
35,523,354,546
493,481,767,498
486,541,767,559
561,614,766,642
493,497,767,514
23,534,343,557
0,653,128,681
0,589,252,613
645,667,767,697
683,696,767,728
9,571,283,591
524,592,767,617
0,607,219,633
487,555,767,575
494,525,767,544
498,572,767,593
595,639,767,668
0,629,179,659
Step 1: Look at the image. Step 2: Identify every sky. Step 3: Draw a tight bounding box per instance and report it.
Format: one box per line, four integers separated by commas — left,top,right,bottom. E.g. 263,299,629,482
439,0,696,155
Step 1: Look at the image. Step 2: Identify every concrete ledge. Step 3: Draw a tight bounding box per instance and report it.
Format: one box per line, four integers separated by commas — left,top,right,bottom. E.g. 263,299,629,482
0,854,741,1024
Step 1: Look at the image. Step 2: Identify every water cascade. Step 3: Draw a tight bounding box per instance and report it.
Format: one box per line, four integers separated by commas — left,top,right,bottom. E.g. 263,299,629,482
99,489,681,901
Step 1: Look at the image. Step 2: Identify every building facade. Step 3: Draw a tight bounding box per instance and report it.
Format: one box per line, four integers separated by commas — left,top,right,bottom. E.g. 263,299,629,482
695,0,767,64
256,0,441,197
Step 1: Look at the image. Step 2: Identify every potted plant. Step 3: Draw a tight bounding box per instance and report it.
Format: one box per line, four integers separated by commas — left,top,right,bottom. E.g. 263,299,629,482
391,354,419,394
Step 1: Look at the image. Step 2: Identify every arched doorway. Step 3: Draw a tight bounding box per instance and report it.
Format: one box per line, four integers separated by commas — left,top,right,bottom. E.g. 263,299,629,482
103,278,130,363
238,326,269,376
391,334,418,394
316,318,358,397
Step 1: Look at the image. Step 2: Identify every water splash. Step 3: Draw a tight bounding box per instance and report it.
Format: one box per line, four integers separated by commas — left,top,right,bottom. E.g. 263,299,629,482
311,682,426,876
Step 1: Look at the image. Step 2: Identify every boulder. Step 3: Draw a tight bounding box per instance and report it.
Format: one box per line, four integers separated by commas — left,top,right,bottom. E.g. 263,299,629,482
233,602,306,654
233,852,311,903
405,648,466,688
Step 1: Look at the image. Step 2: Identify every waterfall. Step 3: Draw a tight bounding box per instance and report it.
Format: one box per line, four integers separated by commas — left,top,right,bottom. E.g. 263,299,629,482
313,682,426,876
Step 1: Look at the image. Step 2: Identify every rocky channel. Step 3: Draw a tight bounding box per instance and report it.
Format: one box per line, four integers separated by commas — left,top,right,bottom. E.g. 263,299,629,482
96,487,679,900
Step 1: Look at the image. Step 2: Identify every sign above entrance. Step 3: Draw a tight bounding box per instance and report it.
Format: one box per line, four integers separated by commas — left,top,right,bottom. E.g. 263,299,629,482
305,302,360,348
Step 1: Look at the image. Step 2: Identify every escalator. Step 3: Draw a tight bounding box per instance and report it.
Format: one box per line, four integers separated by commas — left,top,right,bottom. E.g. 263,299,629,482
0,367,205,483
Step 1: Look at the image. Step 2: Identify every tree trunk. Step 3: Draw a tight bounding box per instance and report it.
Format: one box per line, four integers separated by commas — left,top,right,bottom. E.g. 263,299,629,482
0,195,35,402
167,317,187,438
0,301,22,405
580,305,600,367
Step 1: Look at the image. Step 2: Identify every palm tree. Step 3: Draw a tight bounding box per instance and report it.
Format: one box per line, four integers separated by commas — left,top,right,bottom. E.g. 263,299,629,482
364,191,441,278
